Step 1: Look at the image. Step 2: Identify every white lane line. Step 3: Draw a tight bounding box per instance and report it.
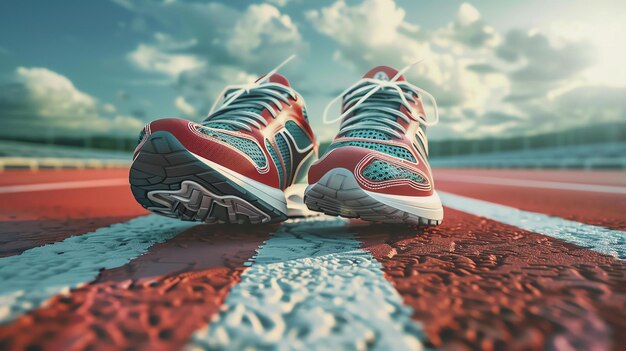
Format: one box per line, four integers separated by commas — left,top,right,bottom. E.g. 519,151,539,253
439,191,626,259
188,218,426,351
0,215,194,323
0,178,128,194
436,174,626,195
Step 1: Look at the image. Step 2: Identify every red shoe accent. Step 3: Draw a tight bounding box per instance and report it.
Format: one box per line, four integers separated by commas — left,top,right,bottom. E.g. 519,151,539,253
309,66,436,197
308,146,433,197
134,73,316,190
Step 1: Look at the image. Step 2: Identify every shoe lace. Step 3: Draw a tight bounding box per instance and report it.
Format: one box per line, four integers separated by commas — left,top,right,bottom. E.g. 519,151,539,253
322,60,439,139
204,55,297,132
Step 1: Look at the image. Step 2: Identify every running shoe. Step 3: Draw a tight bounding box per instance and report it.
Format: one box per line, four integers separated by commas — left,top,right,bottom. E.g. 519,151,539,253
130,56,317,224
304,64,443,225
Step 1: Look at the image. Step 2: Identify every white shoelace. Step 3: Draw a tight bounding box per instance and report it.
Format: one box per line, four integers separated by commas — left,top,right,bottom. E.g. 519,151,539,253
204,55,297,132
323,60,439,139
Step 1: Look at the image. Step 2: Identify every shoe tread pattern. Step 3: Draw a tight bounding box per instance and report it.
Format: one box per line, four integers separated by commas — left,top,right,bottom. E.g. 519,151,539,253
129,132,287,224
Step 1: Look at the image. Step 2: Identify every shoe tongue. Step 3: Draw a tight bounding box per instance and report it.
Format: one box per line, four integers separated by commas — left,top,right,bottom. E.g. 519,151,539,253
362,66,406,82
256,73,291,87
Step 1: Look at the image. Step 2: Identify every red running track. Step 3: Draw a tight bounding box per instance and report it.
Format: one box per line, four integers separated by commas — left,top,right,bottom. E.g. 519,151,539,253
0,225,272,351
434,169,626,231
0,169,147,257
0,168,624,350
357,208,626,350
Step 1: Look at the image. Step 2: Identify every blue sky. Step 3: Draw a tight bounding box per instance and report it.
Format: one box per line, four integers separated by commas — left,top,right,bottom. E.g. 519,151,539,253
1,0,625,141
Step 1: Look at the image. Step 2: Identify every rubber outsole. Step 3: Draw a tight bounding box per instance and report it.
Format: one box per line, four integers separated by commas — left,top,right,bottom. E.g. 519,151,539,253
304,169,443,226
129,131,288,224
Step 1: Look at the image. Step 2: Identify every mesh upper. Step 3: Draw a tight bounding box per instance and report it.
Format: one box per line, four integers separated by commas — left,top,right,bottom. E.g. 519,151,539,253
202,106,263,131
362,160,425,183
343,129,391,140
285,121,311,149
276,134,291,184
196,126,267,168
202,122,238,131
327,140,416,162
266,138,284,188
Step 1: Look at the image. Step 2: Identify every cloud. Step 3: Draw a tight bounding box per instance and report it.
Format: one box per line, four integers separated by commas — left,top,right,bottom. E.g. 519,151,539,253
306,0,510,137
457,3,480,25
106,0,623,141
103,103,116,113
306,0,625,140
306,0,447,91
496,29,594,83
441,2,501,49
481,111,525,124
174,96,196,117
20,66,96,111
517,85,626,133
267,0,300,7
118,1,305,121
306,0,408,48
0,67,143,137
121,2,305,71
466,63,498,73
128,43,205,78
227,4,302,57
174,64,257,119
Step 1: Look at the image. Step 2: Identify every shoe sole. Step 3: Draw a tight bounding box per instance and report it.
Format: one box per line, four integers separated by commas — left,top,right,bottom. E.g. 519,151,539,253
129,131,288,224
304,168,443,226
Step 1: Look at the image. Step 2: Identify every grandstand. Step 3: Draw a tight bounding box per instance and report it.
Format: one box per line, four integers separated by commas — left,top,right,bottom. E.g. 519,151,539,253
430,142,626,169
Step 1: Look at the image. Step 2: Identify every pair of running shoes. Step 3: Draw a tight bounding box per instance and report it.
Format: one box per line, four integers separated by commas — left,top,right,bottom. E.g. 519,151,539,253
129,57,444,226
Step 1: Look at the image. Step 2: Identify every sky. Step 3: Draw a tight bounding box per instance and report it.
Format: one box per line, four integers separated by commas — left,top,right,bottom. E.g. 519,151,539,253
0,0,625,141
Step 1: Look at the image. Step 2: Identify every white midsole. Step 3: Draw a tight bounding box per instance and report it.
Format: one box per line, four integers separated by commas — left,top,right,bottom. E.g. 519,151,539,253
306,167,444,220
190,151,288,214
365,189,444,220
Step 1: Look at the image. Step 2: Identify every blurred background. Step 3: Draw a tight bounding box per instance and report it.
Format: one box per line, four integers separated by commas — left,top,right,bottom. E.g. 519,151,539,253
1,0,625,170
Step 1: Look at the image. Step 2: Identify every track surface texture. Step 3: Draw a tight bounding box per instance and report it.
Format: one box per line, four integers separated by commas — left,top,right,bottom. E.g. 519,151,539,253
0,168,625,350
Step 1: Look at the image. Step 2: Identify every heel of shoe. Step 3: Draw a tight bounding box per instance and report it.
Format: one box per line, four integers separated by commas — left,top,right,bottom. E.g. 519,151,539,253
129,131,288,224
304,168,443,226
